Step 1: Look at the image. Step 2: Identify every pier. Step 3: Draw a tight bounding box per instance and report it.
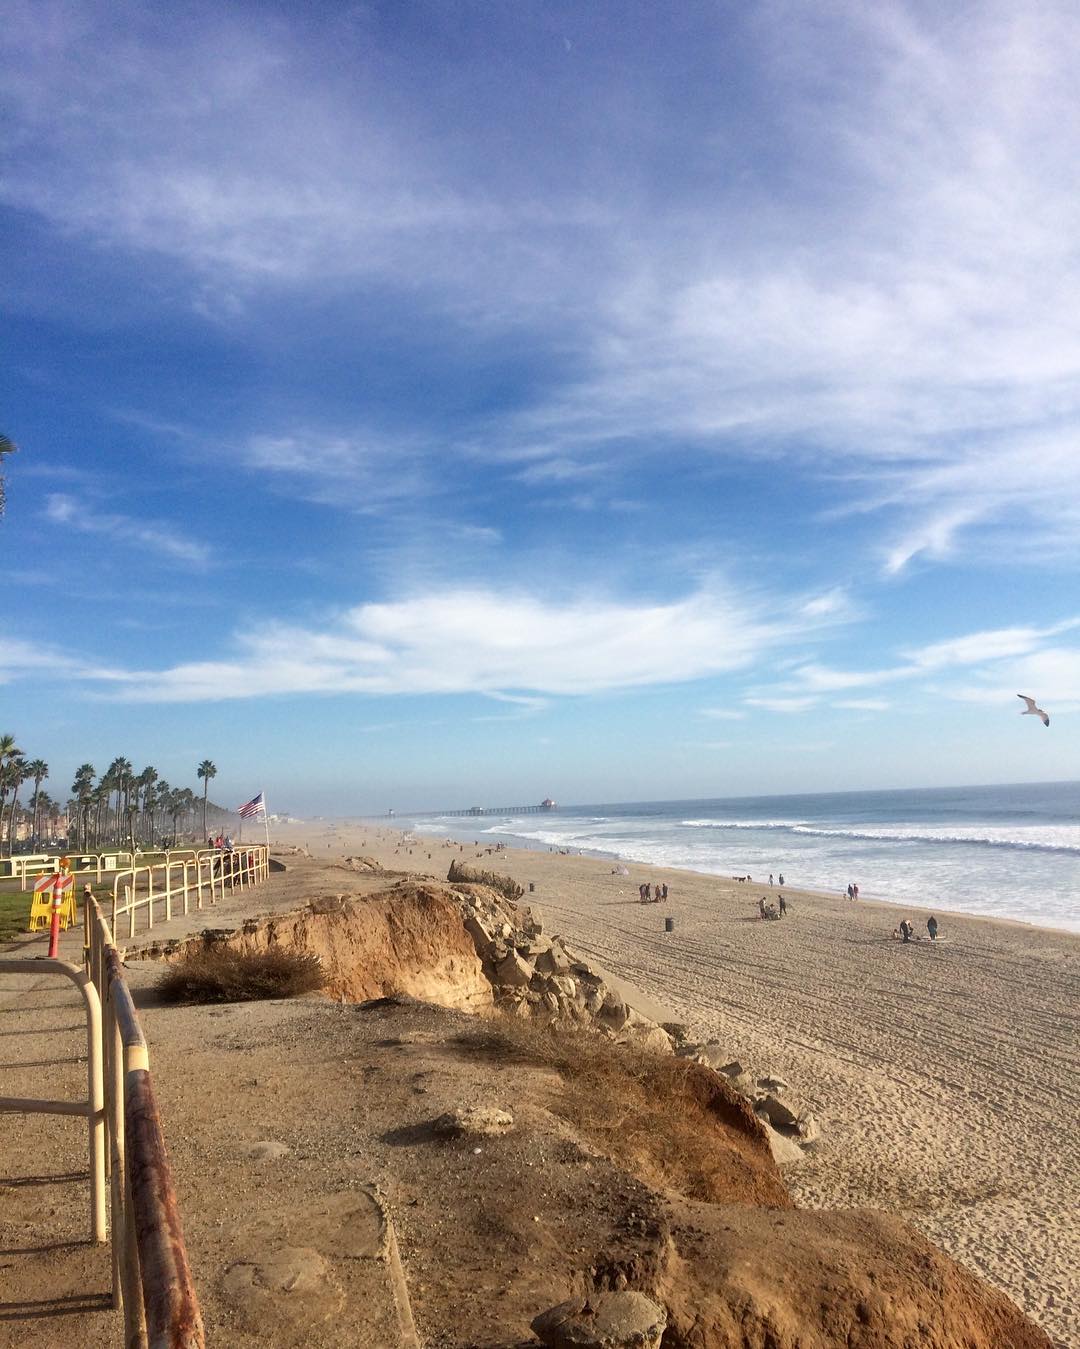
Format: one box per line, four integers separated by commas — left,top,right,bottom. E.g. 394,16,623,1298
431,798,557,818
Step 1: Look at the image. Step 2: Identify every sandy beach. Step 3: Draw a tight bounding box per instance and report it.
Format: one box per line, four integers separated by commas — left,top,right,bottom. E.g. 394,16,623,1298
275,817,1079,1348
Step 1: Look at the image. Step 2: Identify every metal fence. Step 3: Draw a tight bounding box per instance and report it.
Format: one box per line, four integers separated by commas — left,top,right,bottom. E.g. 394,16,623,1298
0,846,272,1342
111,846,271,942
0,903,204,1347
85,895,205,1348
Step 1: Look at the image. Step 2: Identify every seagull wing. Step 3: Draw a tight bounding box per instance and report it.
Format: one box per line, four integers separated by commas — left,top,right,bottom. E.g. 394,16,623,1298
1018,694,1050,726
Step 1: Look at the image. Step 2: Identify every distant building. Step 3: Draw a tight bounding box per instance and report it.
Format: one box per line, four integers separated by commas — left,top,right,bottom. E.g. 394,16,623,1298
541,798,556,810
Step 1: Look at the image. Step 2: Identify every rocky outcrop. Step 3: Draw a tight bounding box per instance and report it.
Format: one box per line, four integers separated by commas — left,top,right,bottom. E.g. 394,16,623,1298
152,877,677,1055
171,881,494,1011
447,858,524,902
672,1052,821,1164
451,885,675,1053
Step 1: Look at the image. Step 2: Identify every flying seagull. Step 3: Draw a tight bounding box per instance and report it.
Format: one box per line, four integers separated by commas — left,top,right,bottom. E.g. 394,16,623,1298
1017,694,1049,727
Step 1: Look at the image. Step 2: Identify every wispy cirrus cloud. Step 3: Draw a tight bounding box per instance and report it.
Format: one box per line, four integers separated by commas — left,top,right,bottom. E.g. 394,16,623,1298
741,618,1080,715
6,1,1080,581
52,582,847,703
44,494,211,566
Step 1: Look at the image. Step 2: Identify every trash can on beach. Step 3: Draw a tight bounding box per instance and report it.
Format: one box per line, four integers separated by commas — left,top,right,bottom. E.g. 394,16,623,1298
528,882,535,892
664,916,674,932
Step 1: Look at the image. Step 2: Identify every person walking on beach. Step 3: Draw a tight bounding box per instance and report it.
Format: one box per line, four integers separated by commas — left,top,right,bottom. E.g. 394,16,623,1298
778,873,784,886
778,894,787,916
847,883,854,901
927,915,939,940
768,873,774,886
853,883,859,901
661,883,668,901
899,919,911,942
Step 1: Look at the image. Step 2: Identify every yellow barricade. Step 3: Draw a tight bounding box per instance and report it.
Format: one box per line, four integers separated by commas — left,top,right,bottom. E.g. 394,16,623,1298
28,875,78,932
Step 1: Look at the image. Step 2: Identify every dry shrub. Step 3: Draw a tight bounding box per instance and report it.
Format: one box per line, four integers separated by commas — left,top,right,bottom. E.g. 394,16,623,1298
157,946,327,1004
463,1017,790,1208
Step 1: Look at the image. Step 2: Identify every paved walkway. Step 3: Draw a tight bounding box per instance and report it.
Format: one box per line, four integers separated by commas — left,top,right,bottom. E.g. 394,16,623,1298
0,923,117,1347
0,858,393,1346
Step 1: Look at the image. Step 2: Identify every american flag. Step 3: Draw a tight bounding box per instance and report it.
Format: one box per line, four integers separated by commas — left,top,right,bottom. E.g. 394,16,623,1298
237,792,266,820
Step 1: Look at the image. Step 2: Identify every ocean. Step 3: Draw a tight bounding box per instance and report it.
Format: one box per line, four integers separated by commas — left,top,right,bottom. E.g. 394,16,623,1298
411,780,1080,933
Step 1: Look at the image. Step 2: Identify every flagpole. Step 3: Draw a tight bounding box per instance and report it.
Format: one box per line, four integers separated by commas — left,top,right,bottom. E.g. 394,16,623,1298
262,794,270,855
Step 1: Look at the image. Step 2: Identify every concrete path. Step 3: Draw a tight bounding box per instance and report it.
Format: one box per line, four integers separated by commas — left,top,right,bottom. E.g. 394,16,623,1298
0,925,118,1347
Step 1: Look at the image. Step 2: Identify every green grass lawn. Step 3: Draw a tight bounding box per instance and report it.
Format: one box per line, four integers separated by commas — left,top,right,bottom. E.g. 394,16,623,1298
0,885,35,943
0,882,110,946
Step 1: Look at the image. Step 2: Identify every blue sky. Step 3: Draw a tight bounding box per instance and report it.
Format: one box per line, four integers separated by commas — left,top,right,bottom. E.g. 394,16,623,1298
3,0,1079,816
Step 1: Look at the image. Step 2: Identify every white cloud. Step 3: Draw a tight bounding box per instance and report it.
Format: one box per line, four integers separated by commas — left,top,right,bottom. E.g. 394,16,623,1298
882,507,984,576
743,695,820,714
935,646,1080,712
906,620,1080,670
699,707,746,721
6,2,1080,576
834,698,890,712
79,582,845,702
44,494,211,566
789,663,901,693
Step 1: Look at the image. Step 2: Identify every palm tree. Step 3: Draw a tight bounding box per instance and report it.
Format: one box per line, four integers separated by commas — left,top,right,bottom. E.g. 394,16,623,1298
90,782,110,850
0,433,16,518
71,764,96,850
135,767,158,846
5,758,29,852
0,735,24,856
25,759,48,845
197,760,217,839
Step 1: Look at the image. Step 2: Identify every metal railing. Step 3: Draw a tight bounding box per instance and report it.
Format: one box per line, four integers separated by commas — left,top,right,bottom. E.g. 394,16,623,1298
0,904,203,1347
85,895,205,1348
111,846,270,943
0,958,106,1243
5,850,137,886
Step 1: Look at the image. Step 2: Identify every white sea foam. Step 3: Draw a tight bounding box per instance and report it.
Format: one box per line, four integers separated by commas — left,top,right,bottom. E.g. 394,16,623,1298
682,817,1080,853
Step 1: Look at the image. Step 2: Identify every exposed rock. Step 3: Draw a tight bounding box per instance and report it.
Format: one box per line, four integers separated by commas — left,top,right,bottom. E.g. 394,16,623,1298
308,895,346,915
548,975,578,1001
495,950,534,987
447,858,524,901
433,1105,514,1137
343,855,381,872
463,912,496,958
520,904,543,936
661,1021,690,1044
616,1020,674,1056
756,1093,800,1129
597,991,630,1032
797,1114,821,1142
535,942,573,976
532,1291,667,1349
760,1118,805,1165
757,1073,790,1093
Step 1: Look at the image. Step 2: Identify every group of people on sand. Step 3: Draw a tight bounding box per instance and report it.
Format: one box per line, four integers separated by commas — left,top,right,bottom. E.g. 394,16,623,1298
895,915,939,943
767,873,785,886
758,894,787,920
846,881,860,901
639,881,668,904
207,833,233,852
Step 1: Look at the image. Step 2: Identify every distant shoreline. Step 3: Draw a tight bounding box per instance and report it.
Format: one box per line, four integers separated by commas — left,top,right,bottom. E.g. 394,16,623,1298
393,817,1080,940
